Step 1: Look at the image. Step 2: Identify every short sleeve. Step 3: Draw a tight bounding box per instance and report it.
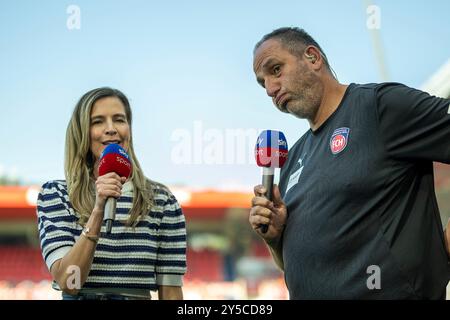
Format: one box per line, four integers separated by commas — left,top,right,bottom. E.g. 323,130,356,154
36,181,79,271
155,191,187,287
375,83,450,163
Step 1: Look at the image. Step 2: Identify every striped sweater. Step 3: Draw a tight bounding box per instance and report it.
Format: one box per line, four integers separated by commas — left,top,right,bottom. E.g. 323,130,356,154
37,179,187,294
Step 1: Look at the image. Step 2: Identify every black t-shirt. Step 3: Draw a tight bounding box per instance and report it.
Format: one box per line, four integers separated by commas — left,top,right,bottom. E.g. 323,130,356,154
278,82,450,299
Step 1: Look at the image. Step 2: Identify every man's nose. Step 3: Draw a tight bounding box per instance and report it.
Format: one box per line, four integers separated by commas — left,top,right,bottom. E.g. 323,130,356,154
265,79,280,98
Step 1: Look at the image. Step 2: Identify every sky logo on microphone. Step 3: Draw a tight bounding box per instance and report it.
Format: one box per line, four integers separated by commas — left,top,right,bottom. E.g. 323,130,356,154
98,143,132,178
255,130,288,168
100,143,130,160
118,147,130,160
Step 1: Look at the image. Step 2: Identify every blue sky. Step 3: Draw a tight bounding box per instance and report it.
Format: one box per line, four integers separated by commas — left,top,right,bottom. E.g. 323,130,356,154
1,0,449,189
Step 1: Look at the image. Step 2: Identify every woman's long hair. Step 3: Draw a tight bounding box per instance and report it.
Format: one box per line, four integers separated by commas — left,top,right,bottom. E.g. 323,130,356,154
65,87,153,227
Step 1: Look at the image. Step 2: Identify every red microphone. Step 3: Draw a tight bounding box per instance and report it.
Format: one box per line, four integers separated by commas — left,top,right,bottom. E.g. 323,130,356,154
255,130,288,233
98,143,132,234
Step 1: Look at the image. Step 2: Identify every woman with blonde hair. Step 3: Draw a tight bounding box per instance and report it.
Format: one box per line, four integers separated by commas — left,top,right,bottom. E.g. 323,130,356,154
37,87,186,300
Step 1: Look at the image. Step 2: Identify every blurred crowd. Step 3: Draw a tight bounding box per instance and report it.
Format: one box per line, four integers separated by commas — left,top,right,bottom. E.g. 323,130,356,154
0,278,289,300
1,278,449,300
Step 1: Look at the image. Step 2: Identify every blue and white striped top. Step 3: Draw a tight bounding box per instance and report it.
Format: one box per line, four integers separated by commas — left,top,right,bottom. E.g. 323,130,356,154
37,179,187,294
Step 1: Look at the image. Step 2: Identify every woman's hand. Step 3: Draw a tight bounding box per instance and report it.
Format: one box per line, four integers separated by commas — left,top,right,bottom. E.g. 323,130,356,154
93,172,127,213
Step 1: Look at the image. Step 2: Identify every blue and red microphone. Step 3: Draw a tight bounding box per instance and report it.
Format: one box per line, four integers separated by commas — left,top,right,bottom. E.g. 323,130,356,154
255,130,288,233
98,143,132,234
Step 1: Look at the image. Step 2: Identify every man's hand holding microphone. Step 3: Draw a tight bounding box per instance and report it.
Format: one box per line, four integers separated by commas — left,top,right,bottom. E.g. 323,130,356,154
250,130,288,270
250,184,287,245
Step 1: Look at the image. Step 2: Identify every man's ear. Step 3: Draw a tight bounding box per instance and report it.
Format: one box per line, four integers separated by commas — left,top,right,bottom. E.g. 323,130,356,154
305,52,317,63
304,46,323,70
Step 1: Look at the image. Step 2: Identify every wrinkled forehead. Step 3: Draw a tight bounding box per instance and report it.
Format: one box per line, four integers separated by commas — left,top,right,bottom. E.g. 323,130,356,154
253,39,293,73
253,39,281,73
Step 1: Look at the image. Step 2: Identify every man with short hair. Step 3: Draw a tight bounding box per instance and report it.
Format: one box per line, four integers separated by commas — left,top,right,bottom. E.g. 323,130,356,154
249,27,450,299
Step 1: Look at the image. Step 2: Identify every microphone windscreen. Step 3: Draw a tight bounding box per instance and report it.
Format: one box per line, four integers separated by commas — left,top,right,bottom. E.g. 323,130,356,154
255,130,288,168
98,143,132,178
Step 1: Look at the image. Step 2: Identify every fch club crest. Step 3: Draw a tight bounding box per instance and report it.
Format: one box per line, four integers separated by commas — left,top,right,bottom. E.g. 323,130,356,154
330,127,350,155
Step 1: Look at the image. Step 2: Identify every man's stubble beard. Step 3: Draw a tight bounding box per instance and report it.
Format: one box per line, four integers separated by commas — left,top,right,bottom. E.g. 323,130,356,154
285,69,324,121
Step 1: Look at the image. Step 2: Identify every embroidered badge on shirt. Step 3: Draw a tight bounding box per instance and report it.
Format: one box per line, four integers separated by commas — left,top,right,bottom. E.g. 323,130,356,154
330,127,350,155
